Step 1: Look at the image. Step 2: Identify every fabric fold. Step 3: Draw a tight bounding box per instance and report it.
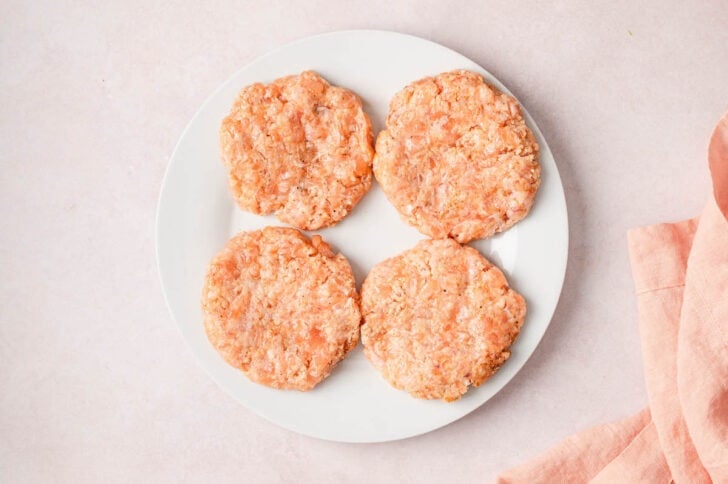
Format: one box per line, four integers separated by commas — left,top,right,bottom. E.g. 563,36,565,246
589,421,671,483
628,219,709,482
709,113,728,221
677,198,728,482
496,410,652,483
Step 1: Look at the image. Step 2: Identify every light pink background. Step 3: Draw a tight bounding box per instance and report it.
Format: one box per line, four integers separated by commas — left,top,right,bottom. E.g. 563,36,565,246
2,1,727,482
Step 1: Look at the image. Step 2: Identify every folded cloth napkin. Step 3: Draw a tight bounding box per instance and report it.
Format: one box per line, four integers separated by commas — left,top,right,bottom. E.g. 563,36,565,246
498,113,728,483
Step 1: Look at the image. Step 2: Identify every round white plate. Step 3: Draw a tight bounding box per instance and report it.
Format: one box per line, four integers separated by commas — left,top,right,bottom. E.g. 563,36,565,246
157,30,568,443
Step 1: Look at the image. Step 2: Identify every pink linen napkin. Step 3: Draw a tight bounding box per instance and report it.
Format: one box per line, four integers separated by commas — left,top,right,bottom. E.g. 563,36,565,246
497,112,728,483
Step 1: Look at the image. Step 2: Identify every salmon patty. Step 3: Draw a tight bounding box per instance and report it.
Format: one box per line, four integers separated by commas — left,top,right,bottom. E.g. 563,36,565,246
374,70,540,243
220,71,374,230
361,239,526,401
202,227,361,390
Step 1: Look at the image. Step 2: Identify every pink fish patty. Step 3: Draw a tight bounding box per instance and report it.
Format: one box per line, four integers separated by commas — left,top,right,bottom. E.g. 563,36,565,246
361,239,526,402
374,70,540,243
220,71,374,230
202,227,361,391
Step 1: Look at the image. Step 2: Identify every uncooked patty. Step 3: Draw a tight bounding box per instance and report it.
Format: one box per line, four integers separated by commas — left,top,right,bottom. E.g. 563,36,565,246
220,71,374,230
201,227,361,391
374,70,540,243
360,239,526,402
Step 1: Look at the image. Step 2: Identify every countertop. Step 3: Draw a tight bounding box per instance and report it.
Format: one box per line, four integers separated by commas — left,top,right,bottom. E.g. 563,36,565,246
2,1,727,482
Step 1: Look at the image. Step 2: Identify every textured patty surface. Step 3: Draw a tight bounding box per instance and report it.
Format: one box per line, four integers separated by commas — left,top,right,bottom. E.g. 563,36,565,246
361,239,526,401
202,227,361,391
374,70,540,243
220,71,374,230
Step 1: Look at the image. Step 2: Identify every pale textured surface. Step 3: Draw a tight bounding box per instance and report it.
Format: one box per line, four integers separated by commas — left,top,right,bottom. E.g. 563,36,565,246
1,1,727,482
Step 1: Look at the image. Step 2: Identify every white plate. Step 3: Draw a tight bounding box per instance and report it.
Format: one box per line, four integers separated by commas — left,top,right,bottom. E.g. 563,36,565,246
157,30,568,443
